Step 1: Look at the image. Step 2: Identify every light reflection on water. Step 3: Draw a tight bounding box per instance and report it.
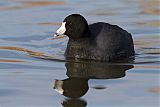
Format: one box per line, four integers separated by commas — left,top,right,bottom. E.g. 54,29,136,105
0,0,159,107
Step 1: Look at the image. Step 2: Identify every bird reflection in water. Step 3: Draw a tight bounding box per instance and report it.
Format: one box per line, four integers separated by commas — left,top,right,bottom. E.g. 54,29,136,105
62,98,87,107
53,61,133,107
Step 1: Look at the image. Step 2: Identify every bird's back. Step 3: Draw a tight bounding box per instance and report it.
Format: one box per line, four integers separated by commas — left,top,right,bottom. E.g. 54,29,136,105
89,22,135,61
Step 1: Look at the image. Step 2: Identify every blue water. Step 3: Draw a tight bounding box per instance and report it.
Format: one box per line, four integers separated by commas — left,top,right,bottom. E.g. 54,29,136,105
0,0,159,107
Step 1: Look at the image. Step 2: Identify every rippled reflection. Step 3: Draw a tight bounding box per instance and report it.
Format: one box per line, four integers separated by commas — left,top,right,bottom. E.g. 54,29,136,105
53,61,133,106
54,78,88,98
62,98,87,107
65,61,133,79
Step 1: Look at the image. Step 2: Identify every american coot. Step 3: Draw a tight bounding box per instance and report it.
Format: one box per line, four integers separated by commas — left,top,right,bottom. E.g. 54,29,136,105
54,14,135,62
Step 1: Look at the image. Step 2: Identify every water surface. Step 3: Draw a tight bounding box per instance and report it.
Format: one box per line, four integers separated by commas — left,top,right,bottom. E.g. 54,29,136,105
0,0,159,107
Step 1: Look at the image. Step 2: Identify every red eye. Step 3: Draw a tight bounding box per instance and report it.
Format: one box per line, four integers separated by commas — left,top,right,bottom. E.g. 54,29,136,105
66,22,72,27
68,22,72,26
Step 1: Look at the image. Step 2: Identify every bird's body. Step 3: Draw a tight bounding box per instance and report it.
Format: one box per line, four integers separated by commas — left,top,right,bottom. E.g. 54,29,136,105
54,14,135,62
